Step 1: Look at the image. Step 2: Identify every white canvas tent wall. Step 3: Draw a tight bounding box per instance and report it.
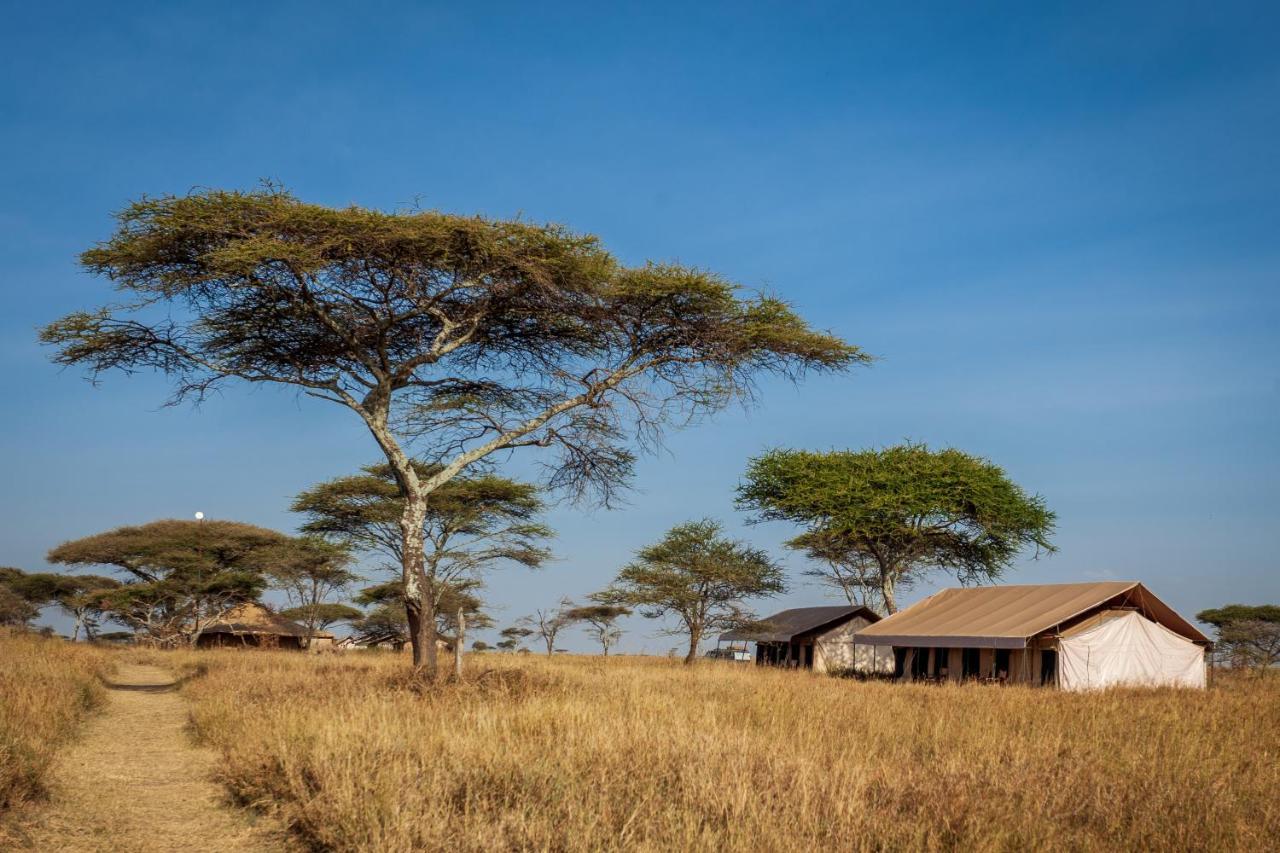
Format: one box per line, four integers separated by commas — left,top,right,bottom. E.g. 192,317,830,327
1058,610,1206,691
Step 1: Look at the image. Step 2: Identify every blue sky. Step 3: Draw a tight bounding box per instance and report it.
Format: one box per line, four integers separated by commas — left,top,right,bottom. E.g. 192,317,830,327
2,2,1277,652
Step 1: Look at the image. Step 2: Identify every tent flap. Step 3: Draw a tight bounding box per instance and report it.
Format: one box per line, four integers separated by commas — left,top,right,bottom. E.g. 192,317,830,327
1058,611,1206,691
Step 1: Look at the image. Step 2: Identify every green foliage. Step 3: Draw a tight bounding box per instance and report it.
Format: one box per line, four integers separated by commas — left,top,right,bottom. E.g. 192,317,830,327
0,568,41,627
279,603,364,632
602,519,784,663
737,443,1056,612
43,187,862,506
1197,604,1280,669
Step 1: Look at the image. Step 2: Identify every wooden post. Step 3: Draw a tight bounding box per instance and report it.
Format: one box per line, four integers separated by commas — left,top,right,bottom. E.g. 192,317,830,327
454,607,465,680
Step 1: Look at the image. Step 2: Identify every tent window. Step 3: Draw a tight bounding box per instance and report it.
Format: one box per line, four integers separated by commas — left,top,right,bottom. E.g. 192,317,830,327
962,648,980,678
994,648,1011,680
1040,650,1057,686
933,648,950,678
910,648,930,679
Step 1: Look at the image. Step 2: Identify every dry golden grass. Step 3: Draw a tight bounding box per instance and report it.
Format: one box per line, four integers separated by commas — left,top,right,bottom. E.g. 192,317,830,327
138,648,1280,853
0,631,109,814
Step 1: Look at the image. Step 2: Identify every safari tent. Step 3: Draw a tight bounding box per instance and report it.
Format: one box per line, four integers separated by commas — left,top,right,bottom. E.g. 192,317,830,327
853,581,1210,690
719,605,894,674
197,602,335,650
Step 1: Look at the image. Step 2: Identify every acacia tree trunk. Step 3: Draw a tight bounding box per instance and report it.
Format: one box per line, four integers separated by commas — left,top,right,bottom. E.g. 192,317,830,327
881,569,898,614
684,625,702,665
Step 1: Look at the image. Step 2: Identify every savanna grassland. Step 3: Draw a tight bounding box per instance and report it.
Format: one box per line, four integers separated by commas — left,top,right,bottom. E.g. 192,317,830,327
121,647,1279,853
0,631,109,818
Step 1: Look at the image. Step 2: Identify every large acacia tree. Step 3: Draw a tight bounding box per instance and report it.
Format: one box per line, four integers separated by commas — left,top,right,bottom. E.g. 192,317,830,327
601,519,785,664
43,188,861,675
737,443,1056,613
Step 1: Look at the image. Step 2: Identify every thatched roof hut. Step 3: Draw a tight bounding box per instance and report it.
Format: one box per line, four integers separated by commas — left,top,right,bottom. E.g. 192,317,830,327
197,602,335,650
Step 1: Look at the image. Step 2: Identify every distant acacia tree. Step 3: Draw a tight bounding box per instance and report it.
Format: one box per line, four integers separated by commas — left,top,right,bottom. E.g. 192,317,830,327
601,520,785,664
520,599,578,656
1197,605,1280,671
294,463,550,669
498,625,534,652
264,537,357,647
43,188,862,676
46,520,285,646
737,444,1056,613
279,602,364,636
7,572,121,640
471,640,491,652
564,603,630,655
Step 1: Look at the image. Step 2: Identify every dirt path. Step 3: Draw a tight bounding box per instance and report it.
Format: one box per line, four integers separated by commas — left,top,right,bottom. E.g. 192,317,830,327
11,663,291,853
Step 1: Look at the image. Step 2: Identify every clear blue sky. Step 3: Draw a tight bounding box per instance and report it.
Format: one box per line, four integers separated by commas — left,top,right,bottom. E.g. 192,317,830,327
2,2,1277,652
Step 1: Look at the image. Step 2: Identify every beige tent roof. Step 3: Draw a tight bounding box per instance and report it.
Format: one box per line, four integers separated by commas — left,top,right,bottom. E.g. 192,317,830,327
854,582,1209,649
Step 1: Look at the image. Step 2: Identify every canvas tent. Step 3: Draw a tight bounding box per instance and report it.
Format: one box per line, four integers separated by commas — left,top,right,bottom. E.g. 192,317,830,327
719,605,894,674
853,581,1209,690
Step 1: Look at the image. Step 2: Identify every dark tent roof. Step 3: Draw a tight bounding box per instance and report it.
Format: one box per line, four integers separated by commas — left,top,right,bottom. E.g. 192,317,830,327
720,605,881,643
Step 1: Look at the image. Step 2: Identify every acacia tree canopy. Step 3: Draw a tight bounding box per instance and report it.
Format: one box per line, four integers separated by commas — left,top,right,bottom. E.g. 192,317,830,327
43,187,863,676
0,568,42,627
564,603,630,655
1196,604,1280,669
737,443,1056,613
601,519,785,664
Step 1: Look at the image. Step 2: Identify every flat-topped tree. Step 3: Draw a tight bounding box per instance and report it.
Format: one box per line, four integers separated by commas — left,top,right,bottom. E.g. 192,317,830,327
42,187,863,676
564,603,631,655
737,443,1057,613
293,462,550,669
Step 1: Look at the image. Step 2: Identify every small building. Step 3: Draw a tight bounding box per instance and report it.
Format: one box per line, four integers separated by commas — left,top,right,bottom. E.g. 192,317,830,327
197,602,335,650
853,581,1210,690
719,605,895,674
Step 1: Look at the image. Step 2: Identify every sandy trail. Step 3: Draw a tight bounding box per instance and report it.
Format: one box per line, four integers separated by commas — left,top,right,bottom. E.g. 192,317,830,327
11,663,291,853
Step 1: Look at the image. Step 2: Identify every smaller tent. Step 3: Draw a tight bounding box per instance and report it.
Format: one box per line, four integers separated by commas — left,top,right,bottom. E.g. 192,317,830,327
1058,610,1205,690
719,605,893,674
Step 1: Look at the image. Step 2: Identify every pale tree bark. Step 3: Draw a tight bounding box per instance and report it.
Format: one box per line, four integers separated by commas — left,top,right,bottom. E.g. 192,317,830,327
684,625,703,665
881,571,898,614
